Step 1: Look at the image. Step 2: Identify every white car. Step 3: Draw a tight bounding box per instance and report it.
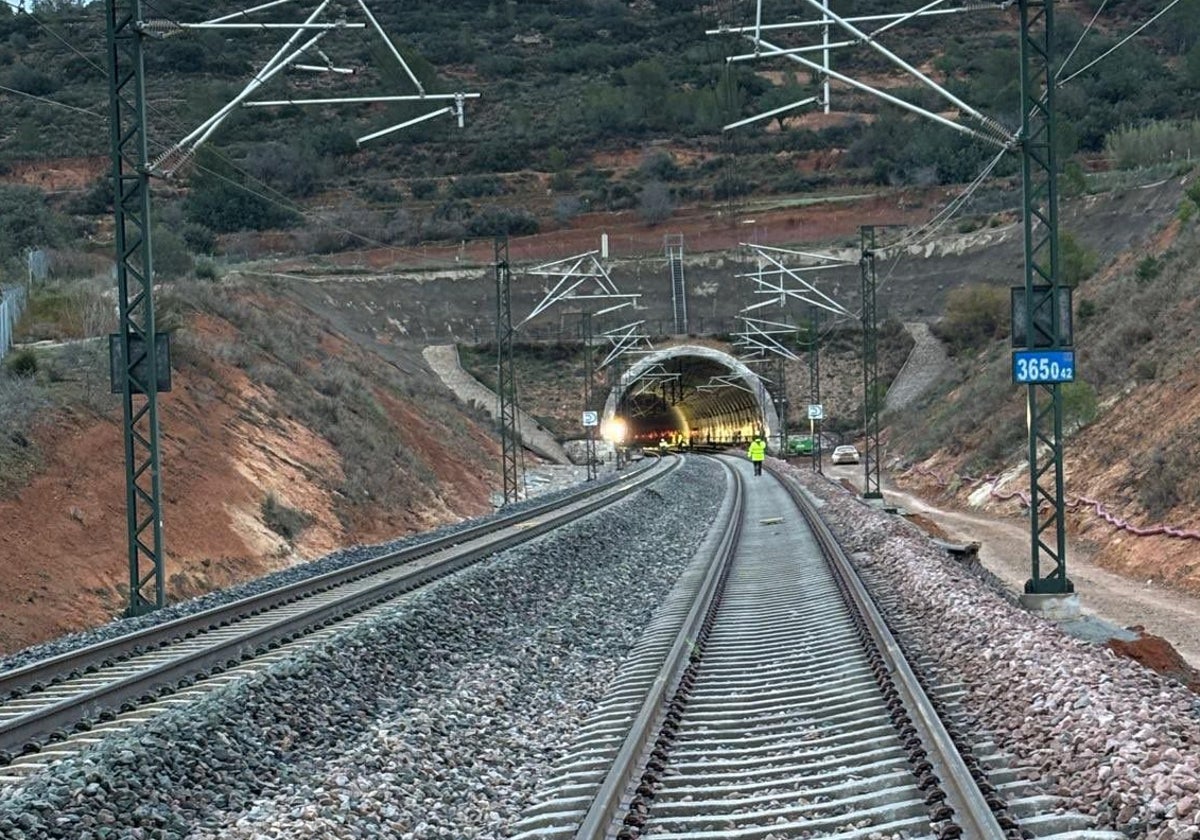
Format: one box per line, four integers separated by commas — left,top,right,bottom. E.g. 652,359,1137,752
831,445,860,465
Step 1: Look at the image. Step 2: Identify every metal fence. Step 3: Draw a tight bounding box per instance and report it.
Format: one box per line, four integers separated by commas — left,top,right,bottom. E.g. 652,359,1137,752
0,286,27,362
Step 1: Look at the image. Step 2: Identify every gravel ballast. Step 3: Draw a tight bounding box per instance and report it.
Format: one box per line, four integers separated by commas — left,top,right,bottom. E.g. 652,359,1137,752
786,462,1200,839
8,455,1200,840
0,460,723,839
0,470,616,675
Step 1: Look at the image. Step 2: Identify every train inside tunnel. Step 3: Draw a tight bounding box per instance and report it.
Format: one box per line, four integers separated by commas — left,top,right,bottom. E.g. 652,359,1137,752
600,345,781,450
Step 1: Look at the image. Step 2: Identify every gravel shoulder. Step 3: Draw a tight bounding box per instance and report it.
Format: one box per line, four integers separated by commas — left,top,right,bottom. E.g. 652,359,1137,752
827,463,1200,670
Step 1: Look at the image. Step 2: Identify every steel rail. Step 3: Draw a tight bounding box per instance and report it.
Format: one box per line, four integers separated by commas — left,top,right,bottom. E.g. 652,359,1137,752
0,458,677,758
0,462,658,702
776,466,1008,839
574,460,744,839
513,459,1121,839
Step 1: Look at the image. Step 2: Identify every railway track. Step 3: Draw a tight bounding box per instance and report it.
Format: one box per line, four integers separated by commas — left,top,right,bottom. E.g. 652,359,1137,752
0,457,677,783
511,458,1125,839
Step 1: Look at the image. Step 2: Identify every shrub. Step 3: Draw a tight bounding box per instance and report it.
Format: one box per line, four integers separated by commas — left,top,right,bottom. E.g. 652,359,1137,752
713,174,753,200
70,178,112,215
637,181,674,225
180,222,216,255
1061,160,1088,197
450,175,505,199
5,349,37,378
152,226,194,279
549,171,576,192
1138,447,1185,519
1058,232,1099,287
1061,380,1098,432
933,284,1008,355
194,259,220,282
4,63,57,96
638,149,680,181
243,141,321,199
361,181,404,205
466,206,539,237
0,184,69,254
183,165,299,233
466,141,530,173
261,492,310,541
1181,180,1200,221
1104,119,1200,169
554,195,583,225
410,179,439,200
1135,256,1162,284
312,128,358,157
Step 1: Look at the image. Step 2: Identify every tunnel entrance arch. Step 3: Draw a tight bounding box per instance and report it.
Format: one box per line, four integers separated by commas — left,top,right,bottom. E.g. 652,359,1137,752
601,345,780,450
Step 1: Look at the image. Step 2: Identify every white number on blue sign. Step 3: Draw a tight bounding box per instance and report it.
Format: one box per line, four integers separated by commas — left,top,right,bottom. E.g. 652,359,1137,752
1012,351,1075,384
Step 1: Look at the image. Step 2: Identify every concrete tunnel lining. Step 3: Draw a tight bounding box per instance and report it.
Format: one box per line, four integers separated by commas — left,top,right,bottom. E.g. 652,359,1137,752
600,345,781,450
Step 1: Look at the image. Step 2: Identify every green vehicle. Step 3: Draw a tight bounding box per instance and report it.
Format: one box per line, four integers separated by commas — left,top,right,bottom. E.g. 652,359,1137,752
786,435,814,456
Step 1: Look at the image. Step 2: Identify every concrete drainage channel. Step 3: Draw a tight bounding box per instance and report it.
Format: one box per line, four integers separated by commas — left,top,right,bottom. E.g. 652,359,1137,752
510,462,1126,840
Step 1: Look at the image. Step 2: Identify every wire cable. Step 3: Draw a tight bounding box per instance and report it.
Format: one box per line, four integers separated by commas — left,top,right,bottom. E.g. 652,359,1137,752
12,0,449,267
1058,0,1185,86
1057,0,1107,82
0,82,102,118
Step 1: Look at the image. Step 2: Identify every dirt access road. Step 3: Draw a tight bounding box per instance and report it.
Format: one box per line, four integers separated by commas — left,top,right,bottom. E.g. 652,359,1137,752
825,463,1200,671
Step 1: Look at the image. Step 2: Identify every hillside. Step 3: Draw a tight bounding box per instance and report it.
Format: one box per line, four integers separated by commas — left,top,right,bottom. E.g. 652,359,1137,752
0,281,505,653
2,0,1200,655
0,0,1199,263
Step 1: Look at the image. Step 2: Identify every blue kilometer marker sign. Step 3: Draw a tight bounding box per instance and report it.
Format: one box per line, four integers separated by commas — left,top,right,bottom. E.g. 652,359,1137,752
1012,349,1076,384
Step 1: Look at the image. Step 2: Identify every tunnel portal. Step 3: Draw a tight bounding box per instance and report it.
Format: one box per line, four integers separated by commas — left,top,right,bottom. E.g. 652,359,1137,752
600,345,780,450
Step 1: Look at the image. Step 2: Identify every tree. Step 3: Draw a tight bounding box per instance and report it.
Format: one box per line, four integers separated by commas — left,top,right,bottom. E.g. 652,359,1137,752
0,184,68,260
620,59,670,127
1059,232,1099,287
243,142,321,199
1188,42,1200,89
152,226,194,279
638,181,674,225
757,74,814,131
638,149,679,182
184,170,298,233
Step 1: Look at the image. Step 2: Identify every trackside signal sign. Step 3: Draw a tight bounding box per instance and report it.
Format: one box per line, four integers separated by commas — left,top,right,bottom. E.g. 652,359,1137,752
1012,349,1075,384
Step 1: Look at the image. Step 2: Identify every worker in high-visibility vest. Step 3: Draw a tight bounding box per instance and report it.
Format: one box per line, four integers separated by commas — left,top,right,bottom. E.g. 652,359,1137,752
747,435,766,476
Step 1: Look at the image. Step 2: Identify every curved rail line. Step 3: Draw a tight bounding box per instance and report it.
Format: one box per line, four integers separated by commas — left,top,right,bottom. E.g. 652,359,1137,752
0,457,679,773
511,457,1124,840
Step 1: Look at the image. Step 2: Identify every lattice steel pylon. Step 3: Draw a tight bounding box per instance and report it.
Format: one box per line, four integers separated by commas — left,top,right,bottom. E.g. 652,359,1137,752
494,237,523,505
1019,0,1072,595
106,0,165,616
773,354,788,454
808,305,822,474
581,310,598,481
859,226,883,500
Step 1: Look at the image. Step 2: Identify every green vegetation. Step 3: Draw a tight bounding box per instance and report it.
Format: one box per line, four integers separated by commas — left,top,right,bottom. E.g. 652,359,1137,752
160,280,500,518
261,492,311,541
1061,380,1098,432
182,151,301,234
1105,120,1200,169
1059,232,1100,288
1180,180,1200,222
931,284,1008,355
0,185,71,265
0,0,1195,265
1135,438,1200,521
4,348,37,378
0,372,48,495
